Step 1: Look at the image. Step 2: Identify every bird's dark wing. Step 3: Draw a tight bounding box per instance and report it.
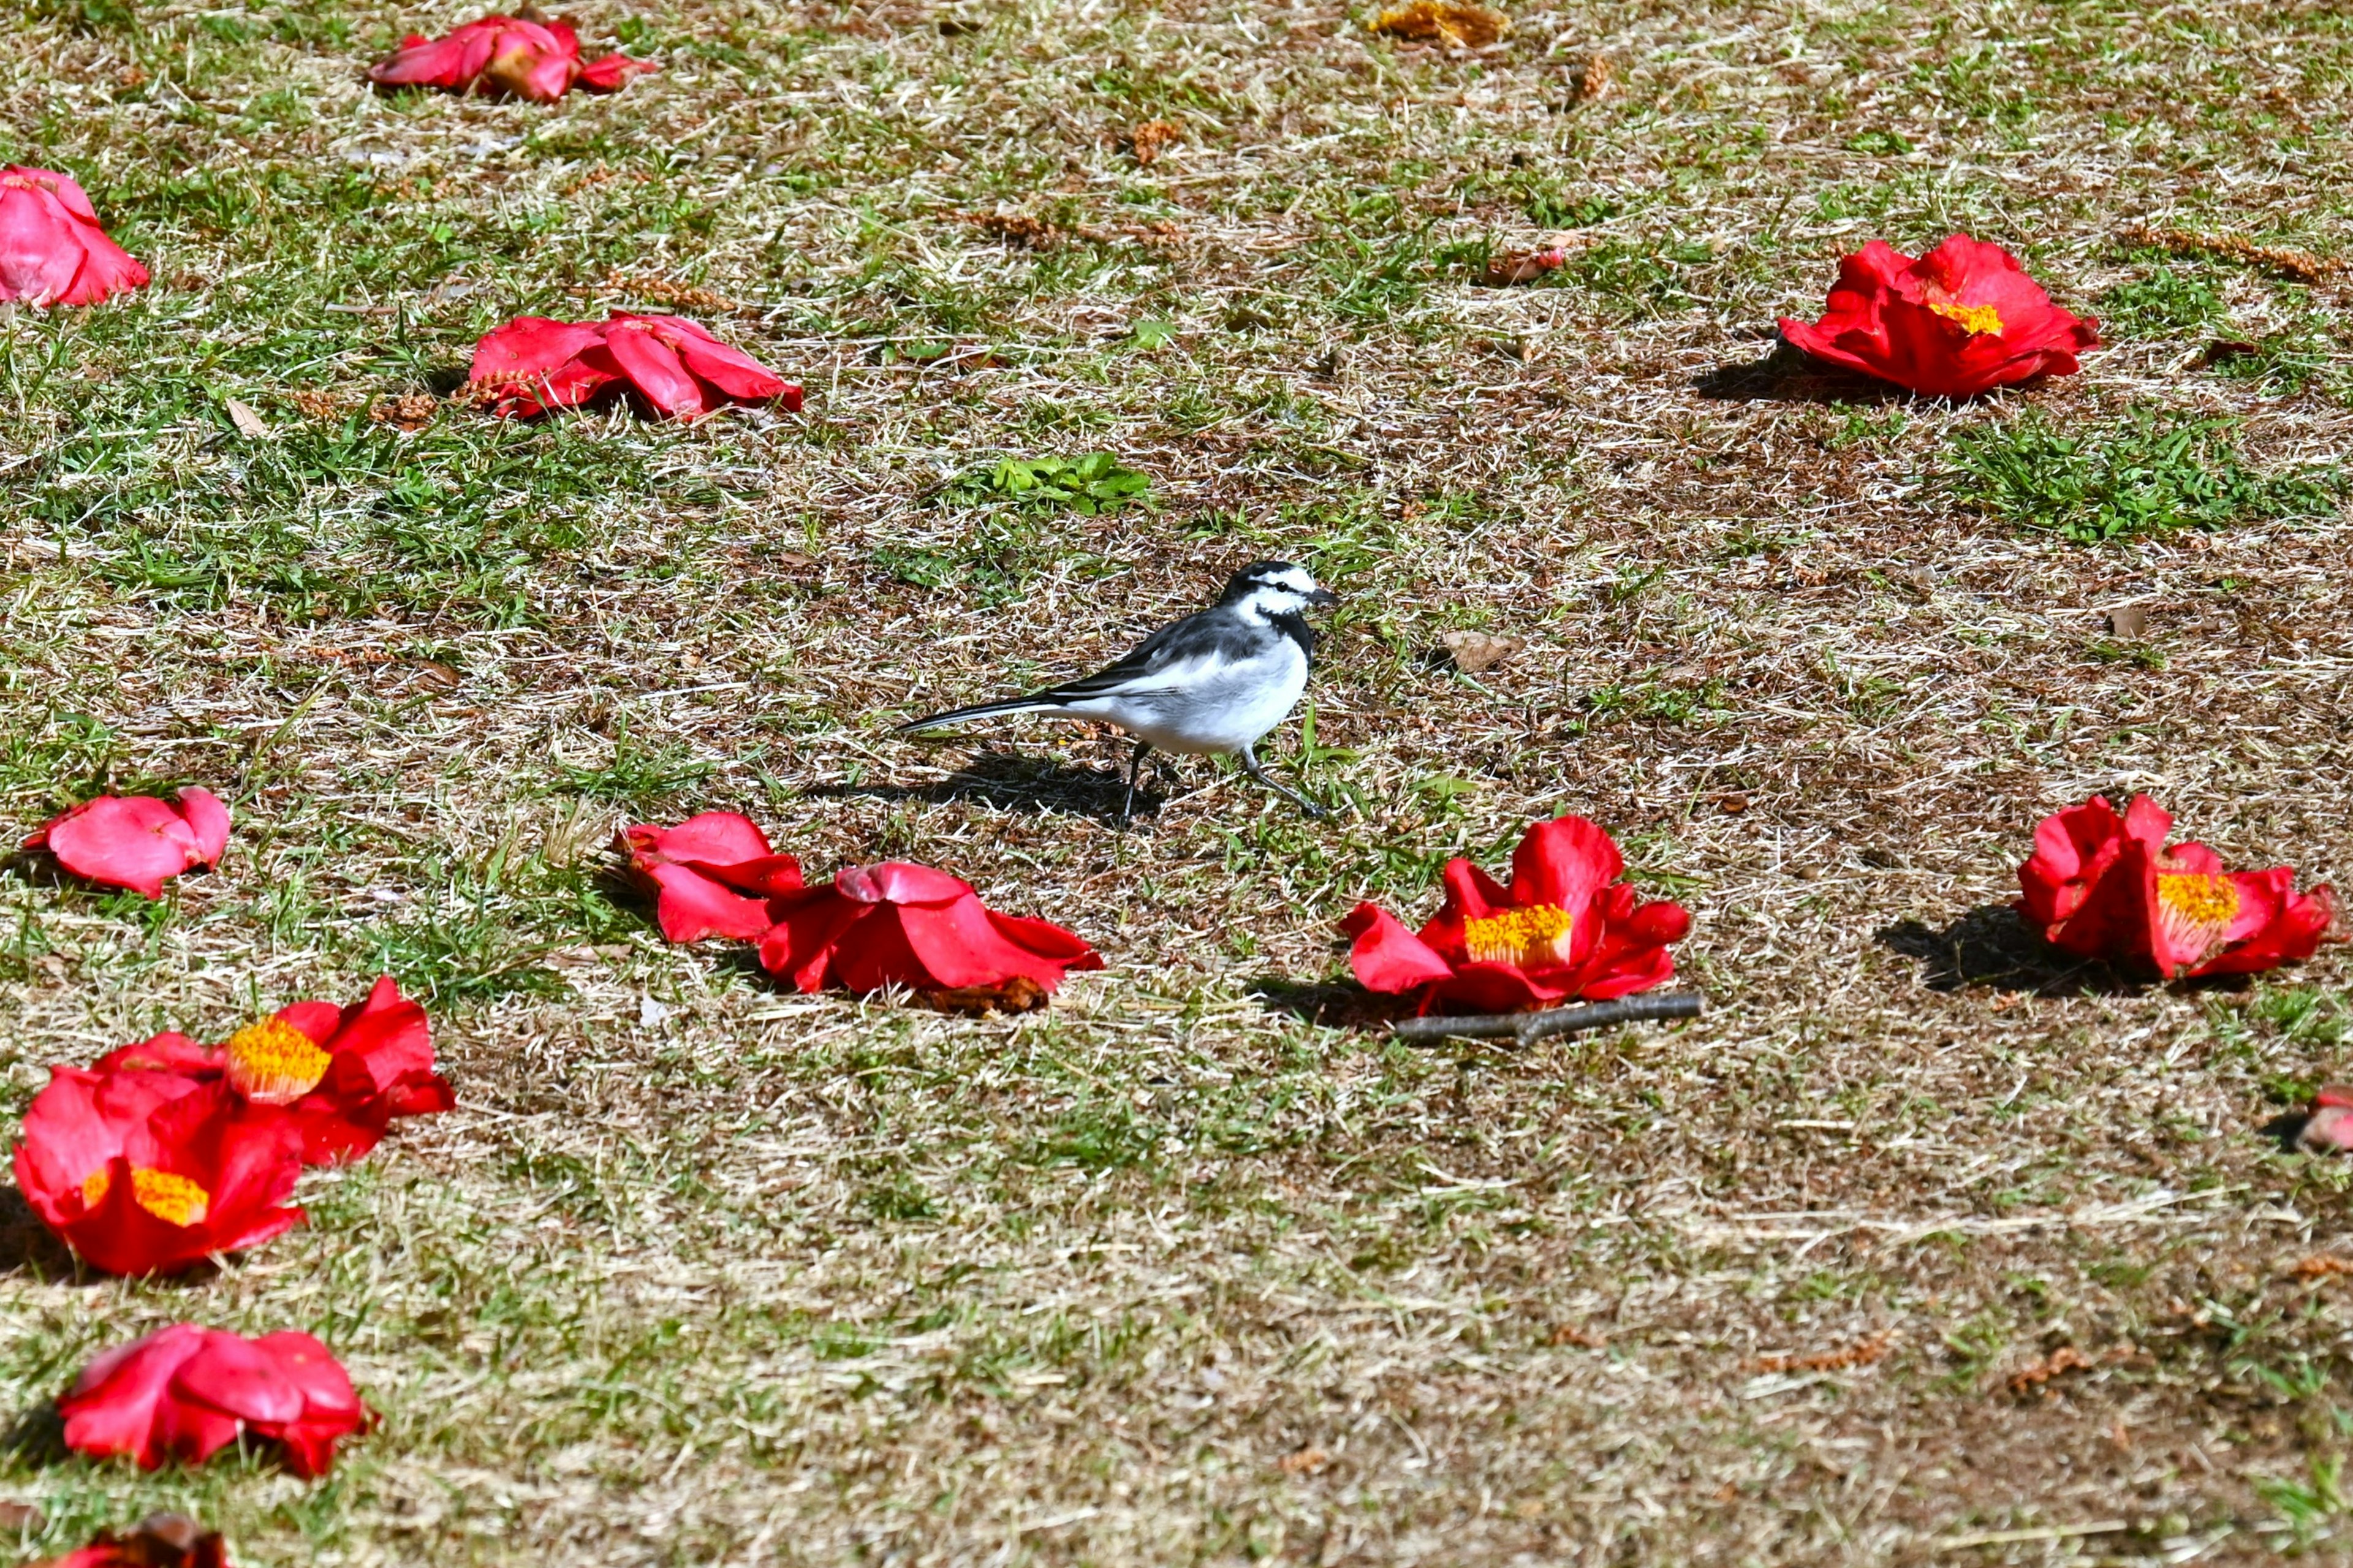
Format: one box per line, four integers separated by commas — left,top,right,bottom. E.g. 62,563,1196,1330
1024,607,1269,702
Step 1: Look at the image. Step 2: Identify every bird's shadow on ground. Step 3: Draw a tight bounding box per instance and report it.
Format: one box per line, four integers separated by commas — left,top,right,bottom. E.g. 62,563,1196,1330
813,751,1163,825
1877,904,2145,996
0,1402,67,1469
2258,1111,2315,1156
1691,344,1910,405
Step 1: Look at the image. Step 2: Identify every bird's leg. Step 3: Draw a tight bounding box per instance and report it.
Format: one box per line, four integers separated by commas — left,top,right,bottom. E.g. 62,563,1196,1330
1121,740,1153,827
1239,743,1326,819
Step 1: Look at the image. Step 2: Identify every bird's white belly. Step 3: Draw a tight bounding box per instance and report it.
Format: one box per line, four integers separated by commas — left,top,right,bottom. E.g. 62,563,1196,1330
1065,645,1308,755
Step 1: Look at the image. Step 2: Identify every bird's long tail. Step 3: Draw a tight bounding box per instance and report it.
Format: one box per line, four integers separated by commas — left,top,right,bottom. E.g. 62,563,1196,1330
896,695,1066,733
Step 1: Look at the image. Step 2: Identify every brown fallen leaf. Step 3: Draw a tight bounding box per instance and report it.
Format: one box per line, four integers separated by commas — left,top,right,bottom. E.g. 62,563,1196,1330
1440,630,1524,673
409,661,463,691
1716,793,1749,816
224,398,272,439
2104,604,2149,638
1372,0,1507,47
915,975,1050,1016
1129,118,1182,167
1480,248,1566,287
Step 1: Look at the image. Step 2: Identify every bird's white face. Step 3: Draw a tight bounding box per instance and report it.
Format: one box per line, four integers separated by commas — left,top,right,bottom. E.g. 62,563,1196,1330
1236,564,1337,616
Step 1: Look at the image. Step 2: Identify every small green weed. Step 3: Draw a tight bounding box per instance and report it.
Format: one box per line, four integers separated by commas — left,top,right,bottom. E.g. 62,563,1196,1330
2096,267,2224,339
940,452,1152,515
1946,407,2342,543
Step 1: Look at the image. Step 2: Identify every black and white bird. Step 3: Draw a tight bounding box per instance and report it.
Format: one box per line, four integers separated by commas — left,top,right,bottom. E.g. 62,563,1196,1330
898,560,1339,820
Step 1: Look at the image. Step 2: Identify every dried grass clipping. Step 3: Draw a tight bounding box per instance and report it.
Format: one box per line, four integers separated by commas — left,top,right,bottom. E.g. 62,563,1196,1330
1575,54,1613,102
1372,1,1507,48
606,271,740,313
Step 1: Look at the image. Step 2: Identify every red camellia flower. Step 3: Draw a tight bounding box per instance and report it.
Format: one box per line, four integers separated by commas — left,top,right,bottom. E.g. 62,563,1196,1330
34,1515,231,1568
24,788,230,898
61,1324,374,1478
1778,235,2099,398
756,862,1103,1002
12,1073,303,1276
2015,793,2339,979
93,977,453,1165
469,313,801,420
368,14,655,104
1342,816,1692,1015
0,165,149,308
621,812,805,942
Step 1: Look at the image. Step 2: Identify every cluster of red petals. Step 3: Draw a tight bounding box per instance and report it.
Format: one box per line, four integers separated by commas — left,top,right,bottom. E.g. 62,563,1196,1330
0,165,148,308
624,816,1103,998
2017,793,2340,980
94,977,453,1165
1343,816,1692,1015
35,1515,230,1568
12,1073,303,1276
25,787,230,898
1778,235,2099,398
620,812,805,942
470,313,801,420
368,14,655,104
61,1324,373,1479
758,862,1104,998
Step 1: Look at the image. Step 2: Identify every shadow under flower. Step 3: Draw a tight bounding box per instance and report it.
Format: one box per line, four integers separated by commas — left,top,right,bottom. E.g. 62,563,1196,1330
1247,977,1401,1032
1877,904,2143,996
0,1186,83,1282
1692,343,1912,405
813,751,1164,826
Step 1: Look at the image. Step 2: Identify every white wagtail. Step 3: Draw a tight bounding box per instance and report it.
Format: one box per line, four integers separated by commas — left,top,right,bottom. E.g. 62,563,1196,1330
898,560,1339,820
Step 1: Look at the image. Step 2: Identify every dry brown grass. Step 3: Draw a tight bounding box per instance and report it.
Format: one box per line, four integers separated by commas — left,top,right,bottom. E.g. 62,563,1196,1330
1,0,2351,1564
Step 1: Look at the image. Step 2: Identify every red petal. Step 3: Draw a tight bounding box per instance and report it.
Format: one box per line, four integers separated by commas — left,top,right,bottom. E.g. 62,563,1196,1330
835,862,974,906
635,314,788,402
0,173,94,306
59,1323,208,1467
1343,903,1459,995
602,318,709,419
757,887,874,991
643,860,780,942
824,906,931,993
1507,816,1624,918
37,795,210,898
172,1330,306,1424
634,811,773,865
174,788,231,863
894,893,1097,990
575,51,659,92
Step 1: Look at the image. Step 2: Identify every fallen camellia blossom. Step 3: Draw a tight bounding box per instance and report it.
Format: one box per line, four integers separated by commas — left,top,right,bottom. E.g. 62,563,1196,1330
756,862,1103,1006
620,812,805,942
2300,1085,2353,1156
2016,793,2340,980
1481,248,1566,287
61,1324,373,1478
1778,235,2099,398
12,1074,303,1276
469,313,801,420
23,788,230,899
0,165,150,308
34,1515,230,1568
1343,815,1692,1015
93,977,452,1166
367,13,655,104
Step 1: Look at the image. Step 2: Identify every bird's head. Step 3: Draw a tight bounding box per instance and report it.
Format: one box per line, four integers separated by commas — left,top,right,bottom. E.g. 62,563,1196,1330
1221,560,1338,616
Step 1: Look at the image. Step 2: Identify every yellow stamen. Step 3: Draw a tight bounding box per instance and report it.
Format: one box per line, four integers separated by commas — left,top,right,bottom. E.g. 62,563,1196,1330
1461,903,1575,968
225,1017,333,1105
80,1167,212,1227
1930,301,2005,336
2156,871,2241,961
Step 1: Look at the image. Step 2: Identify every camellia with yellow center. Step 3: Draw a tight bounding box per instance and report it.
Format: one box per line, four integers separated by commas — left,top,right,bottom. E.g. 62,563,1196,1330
1461,904,1576,969
1928,300,2004,336
80,1166,210,1226
2154,871,2241,966
224,1016,335,1105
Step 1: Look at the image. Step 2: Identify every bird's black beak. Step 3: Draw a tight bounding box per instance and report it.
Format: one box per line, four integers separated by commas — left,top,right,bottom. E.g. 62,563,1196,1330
1308,587,1339,608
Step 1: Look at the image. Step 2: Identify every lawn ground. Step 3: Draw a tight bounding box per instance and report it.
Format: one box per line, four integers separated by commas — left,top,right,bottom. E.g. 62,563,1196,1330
4,0,2353,1562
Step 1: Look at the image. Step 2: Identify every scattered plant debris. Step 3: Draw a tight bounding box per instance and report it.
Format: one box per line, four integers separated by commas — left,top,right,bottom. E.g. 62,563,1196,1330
1751,1330,1893,1374
1480,248,1567,286
369,393,440,430
2292,1255,2353,1280
2123,224,2343,283
1371,1,1507,48
1439,630,1524,672
1129,118,1182,166
1275,1445,1331,1475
